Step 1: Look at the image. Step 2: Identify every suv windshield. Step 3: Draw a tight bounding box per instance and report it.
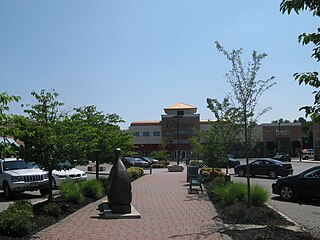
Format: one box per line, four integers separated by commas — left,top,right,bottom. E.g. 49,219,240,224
3,161,38,171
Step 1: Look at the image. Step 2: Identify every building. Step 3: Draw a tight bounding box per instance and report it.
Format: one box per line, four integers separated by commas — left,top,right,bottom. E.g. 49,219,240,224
260,123,302,157
128,103,302,160
129,102,211,161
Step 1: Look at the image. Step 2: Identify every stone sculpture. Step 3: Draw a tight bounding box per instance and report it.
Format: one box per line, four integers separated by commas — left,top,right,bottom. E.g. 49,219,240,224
106,148,132,214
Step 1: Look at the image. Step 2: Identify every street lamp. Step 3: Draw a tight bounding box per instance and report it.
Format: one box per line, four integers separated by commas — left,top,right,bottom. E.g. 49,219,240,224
173,111,184,165
278,122,281,153
298,138,302,161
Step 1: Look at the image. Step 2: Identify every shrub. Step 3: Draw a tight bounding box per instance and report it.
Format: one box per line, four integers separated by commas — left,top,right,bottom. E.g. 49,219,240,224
214,182,246,205
42,202,63,217
80,179,104,200
127,167,144,180
208,176,225,192
0,201,35,237
201,167,213,177
98,176,110,191
250,184,269,206
151,163,166,168
60,180,84,204
213,168,225,177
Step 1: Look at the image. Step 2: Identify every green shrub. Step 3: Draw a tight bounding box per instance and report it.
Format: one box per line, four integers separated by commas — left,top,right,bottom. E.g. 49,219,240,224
42,202,63,217
60,180,84,204
214,182,246,205
250,184,269,206
151,163,166,168
98,176,110,192
0,201,35,237
208,176,225,192
127,167,144,180
127,167,140,180
80,179,104,200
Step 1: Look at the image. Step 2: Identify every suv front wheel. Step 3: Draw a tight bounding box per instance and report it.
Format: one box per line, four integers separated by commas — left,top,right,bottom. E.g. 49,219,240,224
40,188,49,196
3,182,13,200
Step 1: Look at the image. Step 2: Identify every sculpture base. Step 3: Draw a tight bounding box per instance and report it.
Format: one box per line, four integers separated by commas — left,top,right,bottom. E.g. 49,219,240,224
99,201,141,219
111,204,131,214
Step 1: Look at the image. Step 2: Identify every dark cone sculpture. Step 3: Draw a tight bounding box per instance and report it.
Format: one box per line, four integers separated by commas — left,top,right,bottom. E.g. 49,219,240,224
106,148,132,214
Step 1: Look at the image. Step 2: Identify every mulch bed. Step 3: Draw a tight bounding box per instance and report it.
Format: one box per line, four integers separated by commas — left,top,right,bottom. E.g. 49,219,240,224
205,182,320,240
0,196,97,240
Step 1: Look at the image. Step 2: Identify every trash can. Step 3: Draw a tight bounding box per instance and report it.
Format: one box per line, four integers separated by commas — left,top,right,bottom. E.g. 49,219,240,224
187,166,199,182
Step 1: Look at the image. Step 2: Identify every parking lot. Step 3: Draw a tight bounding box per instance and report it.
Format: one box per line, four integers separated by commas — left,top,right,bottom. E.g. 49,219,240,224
231,157,320,238
0,159,319,237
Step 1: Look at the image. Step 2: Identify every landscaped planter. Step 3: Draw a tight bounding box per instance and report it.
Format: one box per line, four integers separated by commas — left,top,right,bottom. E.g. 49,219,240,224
167,165,184,172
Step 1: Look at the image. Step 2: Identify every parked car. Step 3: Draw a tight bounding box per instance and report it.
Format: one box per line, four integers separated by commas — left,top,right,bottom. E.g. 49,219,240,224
212,158,240,169
235,158,293,179
0,158,49,199
301,149,314,160
272,165,320,200
52,162,87,188
272,154,291,162
121,157,150,168
139,157,159,164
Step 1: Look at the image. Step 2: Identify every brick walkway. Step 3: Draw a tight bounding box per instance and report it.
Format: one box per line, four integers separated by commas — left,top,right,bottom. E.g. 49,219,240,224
32,169,223,240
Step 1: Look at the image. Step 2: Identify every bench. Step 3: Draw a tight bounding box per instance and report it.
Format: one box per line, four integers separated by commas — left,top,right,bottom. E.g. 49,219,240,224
189,173,204,194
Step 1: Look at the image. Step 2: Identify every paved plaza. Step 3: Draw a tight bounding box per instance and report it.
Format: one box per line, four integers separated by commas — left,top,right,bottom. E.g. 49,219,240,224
32,168,223,240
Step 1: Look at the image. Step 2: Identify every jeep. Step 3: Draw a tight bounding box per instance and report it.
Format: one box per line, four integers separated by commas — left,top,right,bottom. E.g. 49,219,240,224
0,158,49,200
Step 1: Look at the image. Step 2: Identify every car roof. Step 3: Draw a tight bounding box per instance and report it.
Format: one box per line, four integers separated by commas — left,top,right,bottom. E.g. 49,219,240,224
254,158,284,164
0,158,22,162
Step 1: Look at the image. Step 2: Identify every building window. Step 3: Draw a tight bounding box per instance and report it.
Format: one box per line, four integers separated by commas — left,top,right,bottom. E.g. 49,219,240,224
175,129,188,135
133,132,140,137
143,132,150,137
177,110,184,116
153,131,160,136
164,131,172,136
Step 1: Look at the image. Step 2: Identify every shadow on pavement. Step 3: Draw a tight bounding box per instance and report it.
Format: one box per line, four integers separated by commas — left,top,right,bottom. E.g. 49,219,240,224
271,196,320,207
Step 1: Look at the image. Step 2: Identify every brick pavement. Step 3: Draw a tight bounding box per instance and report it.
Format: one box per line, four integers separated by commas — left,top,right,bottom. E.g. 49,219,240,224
32,169,223,240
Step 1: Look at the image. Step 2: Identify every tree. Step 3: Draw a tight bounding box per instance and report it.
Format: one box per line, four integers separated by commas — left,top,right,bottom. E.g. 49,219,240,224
0,92,20,157
294,117,313,149
271,118,291,123
70,105,134,179
14,89,71,201
215,41,276,206
206,97,241,174
280,1,320,121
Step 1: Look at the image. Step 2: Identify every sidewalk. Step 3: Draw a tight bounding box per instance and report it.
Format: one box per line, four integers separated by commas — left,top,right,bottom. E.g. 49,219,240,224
32,168,223,240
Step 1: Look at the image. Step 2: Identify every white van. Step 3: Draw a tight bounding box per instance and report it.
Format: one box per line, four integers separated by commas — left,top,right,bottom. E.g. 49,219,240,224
301,149,314,160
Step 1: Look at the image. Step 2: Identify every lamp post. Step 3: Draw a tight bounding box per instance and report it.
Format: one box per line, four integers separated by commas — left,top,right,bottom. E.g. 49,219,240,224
173,112,184,165
298,138,302,161
278,122,281,153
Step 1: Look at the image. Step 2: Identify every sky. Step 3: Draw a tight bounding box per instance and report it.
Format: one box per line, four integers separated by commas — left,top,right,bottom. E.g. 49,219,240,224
1,1,319,129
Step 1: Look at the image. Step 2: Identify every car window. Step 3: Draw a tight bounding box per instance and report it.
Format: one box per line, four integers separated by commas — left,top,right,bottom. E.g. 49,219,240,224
304,169,320,178
3,161,38,171
251,160,262,165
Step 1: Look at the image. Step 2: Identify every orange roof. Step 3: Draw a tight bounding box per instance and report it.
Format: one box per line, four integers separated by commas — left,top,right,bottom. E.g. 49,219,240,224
130,121,161,126
164,102,197,110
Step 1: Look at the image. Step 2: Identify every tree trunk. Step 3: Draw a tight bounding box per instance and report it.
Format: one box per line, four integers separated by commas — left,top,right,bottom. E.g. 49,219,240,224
95,161,100,180
48,169,53,202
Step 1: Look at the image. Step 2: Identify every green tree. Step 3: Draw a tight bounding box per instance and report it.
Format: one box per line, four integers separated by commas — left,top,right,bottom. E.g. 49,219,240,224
14,89,71,201
280,1,320,121
0,92,20,157
271,118,291,123
215,41,276,206
150,138,169,162
294,117,313,149
70,105,134,179
206,97,241,174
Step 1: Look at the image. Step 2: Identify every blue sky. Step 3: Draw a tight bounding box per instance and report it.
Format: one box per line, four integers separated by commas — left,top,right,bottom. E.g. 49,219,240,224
1,1,318,129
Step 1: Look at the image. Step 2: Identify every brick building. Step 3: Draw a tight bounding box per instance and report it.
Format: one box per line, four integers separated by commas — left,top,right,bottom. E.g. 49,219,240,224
128,103,302,160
